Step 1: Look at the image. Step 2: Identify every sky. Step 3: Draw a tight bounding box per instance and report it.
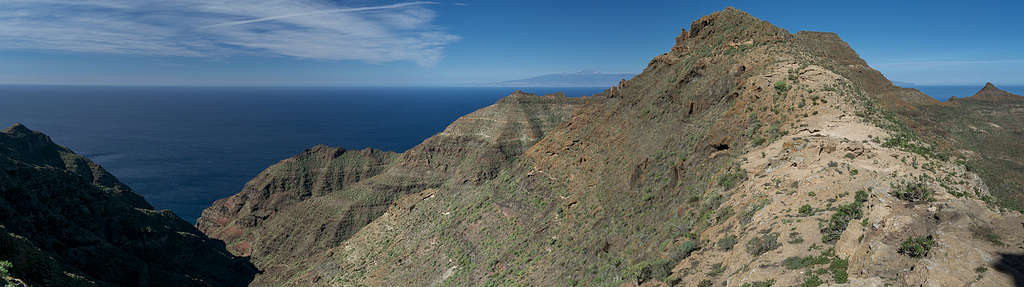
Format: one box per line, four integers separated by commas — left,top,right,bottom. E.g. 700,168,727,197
0,0,1021,86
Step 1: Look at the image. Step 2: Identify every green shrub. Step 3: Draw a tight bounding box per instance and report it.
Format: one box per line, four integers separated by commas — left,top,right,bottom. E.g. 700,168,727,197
718,235,738,251
787,232,804,244
774,81,789,94
898,236,935,258
707,263,726,277
799,274,823,287
798,204,813,216
718,169,748,190
745,232,781,256
0,260,9,276
698,280,714,287
890,182,933,202
678,240,699,257
820,190,868,243
829,257,849,283
1,260,13,287
750,136,766,147
782,255,828,270
741,279,775,287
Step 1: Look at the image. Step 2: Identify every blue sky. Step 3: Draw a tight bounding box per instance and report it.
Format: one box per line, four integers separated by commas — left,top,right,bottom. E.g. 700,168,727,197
0,0,1021,86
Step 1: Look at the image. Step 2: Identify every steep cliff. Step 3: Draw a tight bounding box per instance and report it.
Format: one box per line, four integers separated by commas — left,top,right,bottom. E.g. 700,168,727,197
0,124,256,287
196,91,593,285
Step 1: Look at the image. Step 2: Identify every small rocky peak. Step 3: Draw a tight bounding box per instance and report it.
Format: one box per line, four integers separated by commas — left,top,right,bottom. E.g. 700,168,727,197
500,90,539,103
981,82,1000,92
543,92,567,99
968,82,1022,101
688,7,764,38
671,7,788,55
3,123,32,135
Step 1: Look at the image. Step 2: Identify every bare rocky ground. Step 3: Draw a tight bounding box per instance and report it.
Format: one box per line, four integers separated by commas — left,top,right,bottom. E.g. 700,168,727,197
669,63,1023,286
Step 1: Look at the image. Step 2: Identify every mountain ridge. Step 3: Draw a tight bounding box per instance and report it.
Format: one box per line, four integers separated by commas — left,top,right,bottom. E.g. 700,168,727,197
3,7,1023,287
196,7,1024,286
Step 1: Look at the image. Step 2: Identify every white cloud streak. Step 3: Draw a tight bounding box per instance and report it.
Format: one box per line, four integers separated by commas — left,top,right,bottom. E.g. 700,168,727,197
0,0,459,66
201,1,438,28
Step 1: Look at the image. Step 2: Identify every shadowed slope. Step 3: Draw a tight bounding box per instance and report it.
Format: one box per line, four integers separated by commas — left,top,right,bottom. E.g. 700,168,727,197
0,124,257,287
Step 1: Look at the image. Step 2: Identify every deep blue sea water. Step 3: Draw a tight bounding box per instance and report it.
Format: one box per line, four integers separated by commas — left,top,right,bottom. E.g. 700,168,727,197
0,86,605,223
1,85,1020,223
908,85,1024,101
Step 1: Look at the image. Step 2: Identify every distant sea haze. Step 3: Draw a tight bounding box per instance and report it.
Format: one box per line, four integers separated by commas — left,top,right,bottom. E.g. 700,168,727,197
0,84,1014,222
0,86,605,222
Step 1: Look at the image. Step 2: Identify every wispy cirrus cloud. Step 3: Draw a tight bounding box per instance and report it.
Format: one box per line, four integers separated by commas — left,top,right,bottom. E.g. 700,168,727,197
0,0,459,66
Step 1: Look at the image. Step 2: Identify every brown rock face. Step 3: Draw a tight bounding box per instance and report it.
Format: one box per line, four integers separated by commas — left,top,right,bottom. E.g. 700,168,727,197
0,124,256,287
395,91,592,183
195,91,593,285
196,145,398,257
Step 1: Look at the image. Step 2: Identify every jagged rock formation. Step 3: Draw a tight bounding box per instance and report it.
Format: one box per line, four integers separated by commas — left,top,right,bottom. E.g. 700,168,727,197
196,91,592,285
194,8,1024,287
0,123,256,287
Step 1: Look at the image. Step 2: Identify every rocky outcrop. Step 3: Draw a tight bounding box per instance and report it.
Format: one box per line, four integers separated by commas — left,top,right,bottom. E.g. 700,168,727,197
394,91,592,183
964,82,1023,102
0,124,256,287
195,91,593,285
196,145,398,257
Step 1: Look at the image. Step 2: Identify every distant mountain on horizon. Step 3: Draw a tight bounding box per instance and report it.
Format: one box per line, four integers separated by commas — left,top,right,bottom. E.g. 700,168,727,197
490,71,635,87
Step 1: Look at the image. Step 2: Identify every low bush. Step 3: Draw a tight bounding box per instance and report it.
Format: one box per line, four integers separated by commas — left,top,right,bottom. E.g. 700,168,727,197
898,235,935,258
774,81,789,94
798,204,813,216
707,263,726,277
718,235,738,251
820,190,868,243
890,182,933,202
741,279,775,287
745,232,781,256
828,257,849,283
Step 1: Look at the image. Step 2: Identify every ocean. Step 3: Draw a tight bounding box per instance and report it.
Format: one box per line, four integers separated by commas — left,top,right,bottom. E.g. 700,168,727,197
909,85,1024,101
0,86,605,223
1,85,1020,223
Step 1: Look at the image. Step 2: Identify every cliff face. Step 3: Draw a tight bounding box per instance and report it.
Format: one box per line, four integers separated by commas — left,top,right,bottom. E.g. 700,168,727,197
195,91,592,285
0,124,256,287
216,8,1023,286
196,145,399,257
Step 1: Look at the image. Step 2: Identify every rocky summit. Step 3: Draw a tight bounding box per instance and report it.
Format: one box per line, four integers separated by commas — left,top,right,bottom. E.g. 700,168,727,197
190,8,1024,286
3,7,1024,287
